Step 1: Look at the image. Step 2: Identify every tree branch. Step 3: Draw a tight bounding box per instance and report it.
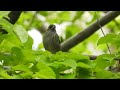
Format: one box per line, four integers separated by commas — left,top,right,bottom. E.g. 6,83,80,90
1,11,22,34
26,11,39,30
87,55,120,61
4,11,22,24
60,11,120,52
87,55,97,60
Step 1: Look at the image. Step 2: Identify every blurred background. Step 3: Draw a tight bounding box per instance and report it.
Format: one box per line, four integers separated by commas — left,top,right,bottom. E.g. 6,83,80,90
1,11,120,55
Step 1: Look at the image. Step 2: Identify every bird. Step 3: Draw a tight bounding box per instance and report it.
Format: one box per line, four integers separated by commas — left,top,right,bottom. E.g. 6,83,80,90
43,24,60,54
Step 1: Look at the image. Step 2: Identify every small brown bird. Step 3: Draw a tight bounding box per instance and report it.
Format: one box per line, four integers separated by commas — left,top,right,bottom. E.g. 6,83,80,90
43,24,60,54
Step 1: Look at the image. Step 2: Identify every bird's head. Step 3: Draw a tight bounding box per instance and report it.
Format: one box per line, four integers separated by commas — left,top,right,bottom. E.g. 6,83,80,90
48,24,56,32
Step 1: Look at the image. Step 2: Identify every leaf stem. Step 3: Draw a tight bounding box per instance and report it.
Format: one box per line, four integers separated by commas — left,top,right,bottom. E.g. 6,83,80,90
94,11,111,54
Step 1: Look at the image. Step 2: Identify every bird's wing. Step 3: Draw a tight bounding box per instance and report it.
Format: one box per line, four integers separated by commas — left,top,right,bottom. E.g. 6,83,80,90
52,33,60,51
43,32,50,50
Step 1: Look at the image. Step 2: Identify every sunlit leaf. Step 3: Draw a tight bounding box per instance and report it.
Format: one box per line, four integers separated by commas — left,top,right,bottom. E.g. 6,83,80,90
12,64,30,72
94,54,116,70
0,67,12,79
97,34,116,45
96,70,115,79
14,25,28,43
77,62,91,69
0,18,14,34
0,11,10,19
60,73,76,79
62,59,77,69
0,35,22,52
35,62,56,79
39,11,48,16
20,71,33,78
23,36,33,49
58,11,71,21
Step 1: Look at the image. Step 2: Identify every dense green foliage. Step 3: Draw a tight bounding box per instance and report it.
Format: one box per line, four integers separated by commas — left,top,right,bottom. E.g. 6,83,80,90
0,11,120,79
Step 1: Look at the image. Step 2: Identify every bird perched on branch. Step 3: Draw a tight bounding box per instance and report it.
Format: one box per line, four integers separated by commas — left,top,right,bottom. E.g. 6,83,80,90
43,24,60,54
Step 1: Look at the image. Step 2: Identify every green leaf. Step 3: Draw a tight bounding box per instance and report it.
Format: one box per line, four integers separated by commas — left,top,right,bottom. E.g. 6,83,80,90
10,47,24,64
39,11,48,16
3,54,19,66
0,39,15,52
50,59,77,71
76,67,92,79
62,59,77,69
0,11,10,18
94,59,110,70
97,34,116,45
23,36,33,49
60,73,76,79
67,53,90,63
76,62,92,78
34,62,56,79
94,54,116,71
0,53,5,61
13,25,28,43
2,47,24,66
36,55,47,63
72,11,83,22
0,35,22,52
58,11,71,21
11,75,22,79
36,62,50,70
112,33,120,48
50,62,68,72
22,49,35,63
0,67,12,79
11,47,23,56
96,70,115,79
102,54,115,64
12,64,30,72
33,70,56,79
20,71,33,79
0,32,7,44
77,62,91,69
0,18,14,34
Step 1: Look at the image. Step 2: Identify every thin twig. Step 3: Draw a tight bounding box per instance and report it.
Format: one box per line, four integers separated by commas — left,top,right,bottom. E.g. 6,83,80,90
26,11,39,30
94,11,111,54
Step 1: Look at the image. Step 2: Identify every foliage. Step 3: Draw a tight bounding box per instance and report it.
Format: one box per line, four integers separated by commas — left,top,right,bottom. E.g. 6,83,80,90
0,11,120,79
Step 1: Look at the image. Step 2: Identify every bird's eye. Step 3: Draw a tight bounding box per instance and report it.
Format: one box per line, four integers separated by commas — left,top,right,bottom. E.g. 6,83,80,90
52,25,55,28
49,24,55,29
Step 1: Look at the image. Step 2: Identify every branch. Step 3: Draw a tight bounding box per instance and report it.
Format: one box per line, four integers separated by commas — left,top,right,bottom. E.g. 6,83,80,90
4,11,22,24
1,11,22,34
86,55,120,61
26,11,39,30
87,55,97,60
60,11,120,52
